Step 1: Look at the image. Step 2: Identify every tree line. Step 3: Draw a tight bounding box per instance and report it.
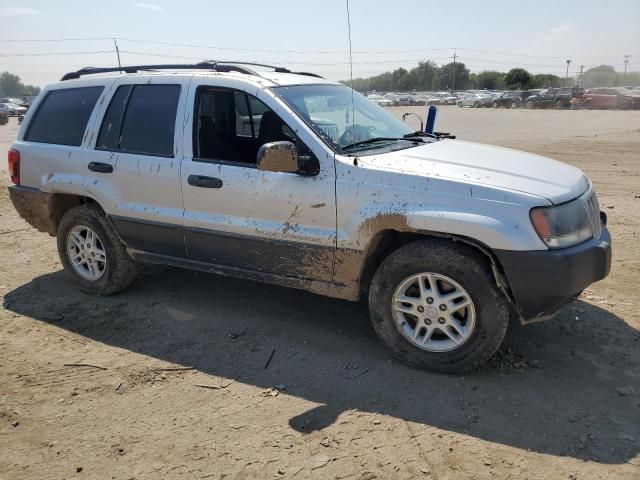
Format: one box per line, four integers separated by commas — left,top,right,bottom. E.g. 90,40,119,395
0,72,41,98
343,62,640,93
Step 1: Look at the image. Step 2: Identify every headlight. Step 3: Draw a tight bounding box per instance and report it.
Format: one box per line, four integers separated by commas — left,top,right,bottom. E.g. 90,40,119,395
530,197,595,249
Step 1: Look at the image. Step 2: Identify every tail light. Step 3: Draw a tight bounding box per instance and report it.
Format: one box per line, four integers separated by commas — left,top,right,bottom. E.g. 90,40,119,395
8,149,20,185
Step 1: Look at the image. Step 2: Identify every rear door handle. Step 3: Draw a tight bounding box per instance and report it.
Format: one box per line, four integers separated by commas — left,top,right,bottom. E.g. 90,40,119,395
188,175,223,188
88,162,113,173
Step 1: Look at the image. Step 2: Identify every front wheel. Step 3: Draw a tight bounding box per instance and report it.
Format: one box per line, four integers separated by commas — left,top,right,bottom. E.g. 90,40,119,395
457,101,463,107
57,204,137,295
368,239,510,373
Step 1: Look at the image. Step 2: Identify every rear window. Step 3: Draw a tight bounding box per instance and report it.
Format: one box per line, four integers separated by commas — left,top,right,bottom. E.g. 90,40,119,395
25,86,103,146
96,84,180,157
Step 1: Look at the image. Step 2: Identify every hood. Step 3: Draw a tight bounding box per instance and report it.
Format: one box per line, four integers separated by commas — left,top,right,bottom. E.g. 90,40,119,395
357,139,588,204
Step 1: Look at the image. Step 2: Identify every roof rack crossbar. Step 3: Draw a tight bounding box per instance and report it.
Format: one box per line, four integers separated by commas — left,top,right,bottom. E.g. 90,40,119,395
60,61,324,81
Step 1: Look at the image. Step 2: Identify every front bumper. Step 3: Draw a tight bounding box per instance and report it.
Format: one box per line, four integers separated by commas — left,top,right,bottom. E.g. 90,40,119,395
494,225,612,322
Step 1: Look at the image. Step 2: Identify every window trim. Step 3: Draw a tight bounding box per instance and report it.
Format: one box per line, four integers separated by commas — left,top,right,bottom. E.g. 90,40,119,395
24,86,104,147
95,83,180,158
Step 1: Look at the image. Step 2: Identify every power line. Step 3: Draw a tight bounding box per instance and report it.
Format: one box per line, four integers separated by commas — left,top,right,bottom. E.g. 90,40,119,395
2,36,636,59
0,50,114,57
118,49,453,65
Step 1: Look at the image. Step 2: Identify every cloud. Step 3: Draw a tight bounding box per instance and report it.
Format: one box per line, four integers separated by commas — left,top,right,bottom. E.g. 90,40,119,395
132,2,163,12
0,7,40,16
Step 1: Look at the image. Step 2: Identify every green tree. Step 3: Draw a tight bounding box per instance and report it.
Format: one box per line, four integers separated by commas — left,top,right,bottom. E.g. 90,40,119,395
475,70,505,90
435,62,472,90
0,71,41,97
532,74,562,88
504,68,533,89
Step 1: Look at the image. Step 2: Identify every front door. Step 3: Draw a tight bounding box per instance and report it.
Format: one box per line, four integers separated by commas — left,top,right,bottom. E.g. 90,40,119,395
180,78,336,282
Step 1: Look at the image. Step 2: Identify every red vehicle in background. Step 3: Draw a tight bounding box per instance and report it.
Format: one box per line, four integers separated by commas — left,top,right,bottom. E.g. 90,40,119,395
580,87,640,109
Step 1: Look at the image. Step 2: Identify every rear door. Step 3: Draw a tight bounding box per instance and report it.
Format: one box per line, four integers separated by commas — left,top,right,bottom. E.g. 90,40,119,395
84,76,191,257
180,77,336,281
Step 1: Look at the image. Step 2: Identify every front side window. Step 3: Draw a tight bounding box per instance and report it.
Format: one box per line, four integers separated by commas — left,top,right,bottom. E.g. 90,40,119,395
25,86,103,146
96,84,180,157
194,88,302,165
273,84,416,155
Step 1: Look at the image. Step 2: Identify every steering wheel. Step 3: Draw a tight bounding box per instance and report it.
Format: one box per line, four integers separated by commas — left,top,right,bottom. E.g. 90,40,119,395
339,124,374,146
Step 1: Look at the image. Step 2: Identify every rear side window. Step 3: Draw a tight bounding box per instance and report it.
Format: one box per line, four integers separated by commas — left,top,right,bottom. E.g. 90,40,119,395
25,86,103,146
96,84,180,157
96,85,132,150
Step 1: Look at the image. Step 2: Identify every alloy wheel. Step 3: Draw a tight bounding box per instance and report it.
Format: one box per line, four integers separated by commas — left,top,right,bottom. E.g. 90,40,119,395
392,272,476,352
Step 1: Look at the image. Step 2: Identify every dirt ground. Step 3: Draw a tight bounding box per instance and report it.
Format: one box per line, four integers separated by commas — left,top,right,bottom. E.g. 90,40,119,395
1,108,639,480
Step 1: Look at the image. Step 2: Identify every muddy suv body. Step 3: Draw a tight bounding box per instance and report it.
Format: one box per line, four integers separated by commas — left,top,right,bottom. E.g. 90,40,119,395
8,63,611,373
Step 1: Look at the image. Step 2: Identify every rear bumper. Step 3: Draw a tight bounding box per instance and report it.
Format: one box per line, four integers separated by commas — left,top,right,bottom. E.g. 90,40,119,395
8,185,57,235
494,226,612,322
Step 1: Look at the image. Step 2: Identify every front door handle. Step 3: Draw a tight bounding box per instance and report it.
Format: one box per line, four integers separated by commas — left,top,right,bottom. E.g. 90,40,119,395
188,175,223,188
88,162,113,173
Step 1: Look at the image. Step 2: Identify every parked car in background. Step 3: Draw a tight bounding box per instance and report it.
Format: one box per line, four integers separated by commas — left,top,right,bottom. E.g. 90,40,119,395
0,109,8,125
376,98,394,107
409,94,426,106
435,92,458,105
396,95,412,107
580,87,640,110
492,91,534,108
525,87,583,109
0,103,27,116
458,93,493,108
0,97,30,110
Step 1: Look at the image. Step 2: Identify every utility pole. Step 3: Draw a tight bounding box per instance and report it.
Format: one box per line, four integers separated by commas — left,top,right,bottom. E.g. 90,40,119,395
578,65,584,86
451,49,457,93
624,54,631,76
113,38,122,72
565,59,572,86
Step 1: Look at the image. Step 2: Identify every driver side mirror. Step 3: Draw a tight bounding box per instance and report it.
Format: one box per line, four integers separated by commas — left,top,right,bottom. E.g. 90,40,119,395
257,141,320,176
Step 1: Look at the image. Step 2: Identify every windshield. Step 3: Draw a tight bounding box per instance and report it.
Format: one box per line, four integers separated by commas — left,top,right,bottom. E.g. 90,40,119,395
273,84,415,154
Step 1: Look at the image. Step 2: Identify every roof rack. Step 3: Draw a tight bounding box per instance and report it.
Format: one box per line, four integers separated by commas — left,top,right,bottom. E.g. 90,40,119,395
60,61,324,81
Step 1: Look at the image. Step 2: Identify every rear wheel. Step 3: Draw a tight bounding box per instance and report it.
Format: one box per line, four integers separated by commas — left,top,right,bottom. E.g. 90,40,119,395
458,101,463,107
474,101,480,108
368,239,510,373
57,204,136,295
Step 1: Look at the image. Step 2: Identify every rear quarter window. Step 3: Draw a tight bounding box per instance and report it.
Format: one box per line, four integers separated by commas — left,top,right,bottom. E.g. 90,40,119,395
25,86,104,146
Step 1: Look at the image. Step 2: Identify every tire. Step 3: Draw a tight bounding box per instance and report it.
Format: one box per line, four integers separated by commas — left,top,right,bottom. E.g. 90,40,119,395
57,204,137,295
511,101,518,109
555,99,564,109
526,100,534,109
492,101,498,108
457,101,462,107
368,239,510,374
473,101,480,108
584,100,594,110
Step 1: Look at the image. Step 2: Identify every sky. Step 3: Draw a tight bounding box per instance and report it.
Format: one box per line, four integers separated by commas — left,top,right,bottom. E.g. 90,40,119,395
1,0,639,87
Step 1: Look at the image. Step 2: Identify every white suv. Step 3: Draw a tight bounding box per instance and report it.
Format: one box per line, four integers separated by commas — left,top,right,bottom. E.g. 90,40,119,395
8,62,611,373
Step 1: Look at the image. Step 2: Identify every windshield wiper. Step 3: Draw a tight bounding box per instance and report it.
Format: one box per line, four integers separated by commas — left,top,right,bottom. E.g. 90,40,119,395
403,131,457,140
341,137,419,152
